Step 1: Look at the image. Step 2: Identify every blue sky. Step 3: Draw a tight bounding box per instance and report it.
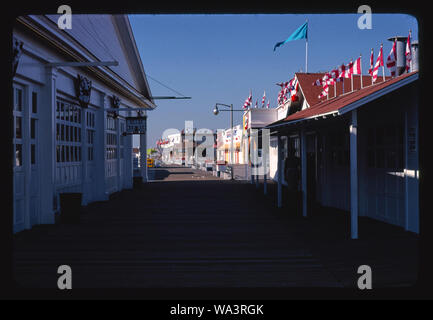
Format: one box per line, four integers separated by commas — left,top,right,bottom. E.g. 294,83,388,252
129,14,418,148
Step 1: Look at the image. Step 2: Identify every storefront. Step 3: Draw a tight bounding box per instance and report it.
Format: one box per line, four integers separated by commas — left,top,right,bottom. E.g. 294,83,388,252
12,15,155,233
267,71,419,237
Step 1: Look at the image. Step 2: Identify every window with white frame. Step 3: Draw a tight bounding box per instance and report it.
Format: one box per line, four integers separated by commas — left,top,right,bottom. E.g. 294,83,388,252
119,119,125,159
106,115,117,160
367,124,404,170
86,110,95,161
105,114,117,179
30,91,38,165
56,100,82,164
13,86,24,167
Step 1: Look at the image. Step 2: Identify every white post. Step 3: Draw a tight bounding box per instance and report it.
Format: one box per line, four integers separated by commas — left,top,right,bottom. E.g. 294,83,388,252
251,129,259,186
124,114,133,189
350,110,358,239
81,106,89,205
116,115,121,190
277,136,282,208
404,110,409,231
255,144,259,188
95,92,108,201
301,128,307,217
140,115,148,183
39,66,57,224
334,77,337,97
360,55,364,89
23,84,31,229
262,129,270,195
249,130,254,184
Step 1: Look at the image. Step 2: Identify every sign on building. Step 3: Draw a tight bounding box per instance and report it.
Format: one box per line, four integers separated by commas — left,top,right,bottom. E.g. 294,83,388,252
125,116,147,135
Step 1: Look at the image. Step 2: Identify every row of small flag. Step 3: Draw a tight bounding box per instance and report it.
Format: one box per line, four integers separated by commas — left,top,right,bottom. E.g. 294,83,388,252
241,30,413,108
241,76,301,110
314,31,412,99
242,90,270,109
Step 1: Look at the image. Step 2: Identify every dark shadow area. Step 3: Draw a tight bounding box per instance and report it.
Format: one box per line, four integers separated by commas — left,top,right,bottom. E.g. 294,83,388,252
13,166,418,289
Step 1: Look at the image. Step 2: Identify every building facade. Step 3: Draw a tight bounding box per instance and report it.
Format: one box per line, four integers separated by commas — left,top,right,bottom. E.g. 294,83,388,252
12,14,155,233
267,70,419,236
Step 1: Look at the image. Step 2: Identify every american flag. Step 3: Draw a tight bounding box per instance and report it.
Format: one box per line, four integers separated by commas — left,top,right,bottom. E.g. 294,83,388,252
290,77,298,96
368,48,374,75
372,44,384,83
386,39,397,77
261,91,266,107
405,31,412,72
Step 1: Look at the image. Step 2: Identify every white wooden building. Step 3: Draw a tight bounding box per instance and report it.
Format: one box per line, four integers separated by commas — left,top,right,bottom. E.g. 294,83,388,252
241,37,420,237
12,14,155,233
267,70,419,237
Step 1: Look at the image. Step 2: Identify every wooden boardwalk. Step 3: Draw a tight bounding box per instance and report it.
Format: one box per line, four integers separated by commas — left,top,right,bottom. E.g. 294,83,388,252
13,165,418,289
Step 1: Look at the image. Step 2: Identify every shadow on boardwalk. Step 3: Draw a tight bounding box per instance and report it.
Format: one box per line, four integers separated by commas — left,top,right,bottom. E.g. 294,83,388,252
13,165,418,292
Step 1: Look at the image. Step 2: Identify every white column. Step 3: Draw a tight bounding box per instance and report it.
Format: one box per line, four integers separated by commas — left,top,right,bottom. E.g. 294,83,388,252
277,136,283,208
262,129,270,195
81,108,89,205
248,132,253,184
94,92,108,201
140,113,148,182
350,110,358,239
116,115,121,190
23,85,31,229
251,129,259,188
301,128,308,217
124,110,133,189
39,67,57,224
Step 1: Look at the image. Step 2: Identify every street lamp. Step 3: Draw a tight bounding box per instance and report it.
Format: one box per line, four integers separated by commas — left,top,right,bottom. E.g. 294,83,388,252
212,103,245,180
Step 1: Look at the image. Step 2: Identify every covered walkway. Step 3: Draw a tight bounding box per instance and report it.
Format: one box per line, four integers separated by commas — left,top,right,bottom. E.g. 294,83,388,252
13,165,418,289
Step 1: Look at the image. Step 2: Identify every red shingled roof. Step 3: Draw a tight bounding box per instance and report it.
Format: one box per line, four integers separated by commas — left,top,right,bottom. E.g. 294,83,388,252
296,72,392,108
270,71,418,127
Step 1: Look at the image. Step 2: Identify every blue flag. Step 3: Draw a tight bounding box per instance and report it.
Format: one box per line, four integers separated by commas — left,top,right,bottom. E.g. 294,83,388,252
273,22,308,52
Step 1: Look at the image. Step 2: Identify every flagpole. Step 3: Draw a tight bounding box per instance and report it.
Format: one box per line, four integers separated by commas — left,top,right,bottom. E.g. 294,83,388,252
360,54,363,89
381,43,385,82
342,63,345,94
351,58,354,92
334,67,337,97
370,48,373,86
305,19,308,73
